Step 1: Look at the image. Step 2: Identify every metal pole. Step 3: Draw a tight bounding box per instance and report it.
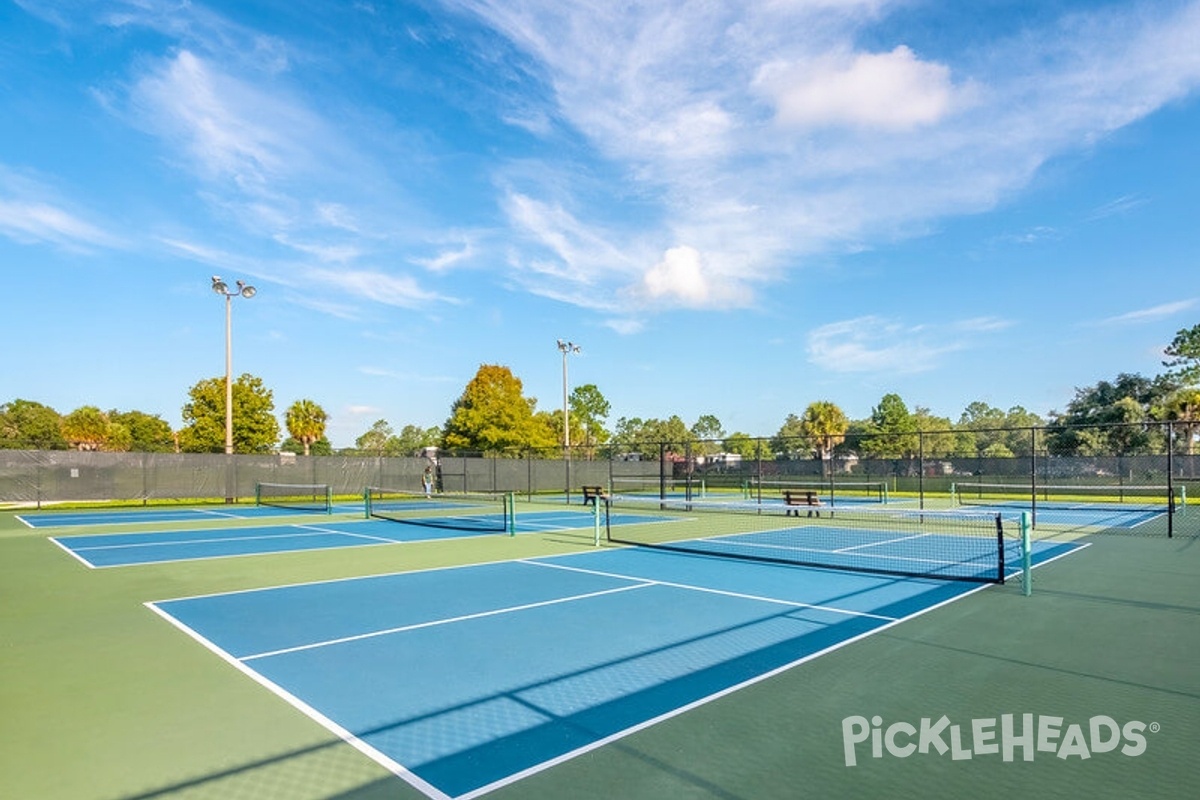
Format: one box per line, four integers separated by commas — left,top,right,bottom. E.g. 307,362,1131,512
562,347,569,449
1167,422,1175,539
224,292,233,455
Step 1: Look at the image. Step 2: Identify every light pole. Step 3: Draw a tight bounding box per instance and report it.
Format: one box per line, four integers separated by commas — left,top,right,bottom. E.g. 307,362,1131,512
556,339,580,451
211,276,256,456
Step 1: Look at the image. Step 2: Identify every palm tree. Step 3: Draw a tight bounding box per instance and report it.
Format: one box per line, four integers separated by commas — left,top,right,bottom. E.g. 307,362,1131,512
799,400,850,474
285,399,329,456
1162,388,1200,456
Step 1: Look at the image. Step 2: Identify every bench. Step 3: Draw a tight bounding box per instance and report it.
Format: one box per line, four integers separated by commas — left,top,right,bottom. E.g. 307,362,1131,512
783,488,822,517
582,485,609,505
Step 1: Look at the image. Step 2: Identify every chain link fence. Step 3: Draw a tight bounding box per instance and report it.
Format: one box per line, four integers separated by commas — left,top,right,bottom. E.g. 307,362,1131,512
2,421,1196,534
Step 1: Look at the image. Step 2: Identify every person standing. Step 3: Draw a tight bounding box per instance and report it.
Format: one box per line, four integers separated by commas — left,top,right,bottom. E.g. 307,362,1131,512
422,465,434,498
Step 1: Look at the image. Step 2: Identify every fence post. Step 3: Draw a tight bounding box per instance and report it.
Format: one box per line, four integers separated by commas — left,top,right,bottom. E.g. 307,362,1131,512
1167,422,1175,539
918,431,925,510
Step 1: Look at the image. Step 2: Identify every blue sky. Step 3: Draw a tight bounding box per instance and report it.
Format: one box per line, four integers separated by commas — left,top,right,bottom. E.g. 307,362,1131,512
2,0,1199,448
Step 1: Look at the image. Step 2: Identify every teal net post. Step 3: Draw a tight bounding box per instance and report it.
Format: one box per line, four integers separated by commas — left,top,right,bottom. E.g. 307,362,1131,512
882,483,889,505
326,485,333,515
363,488,371,520
507,492,516,536
593,495,602,546
1021,511,1032,597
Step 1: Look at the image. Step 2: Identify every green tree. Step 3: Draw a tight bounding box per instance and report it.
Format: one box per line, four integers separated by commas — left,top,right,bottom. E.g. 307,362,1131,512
771,413,807,458
442,364,554,454
722,432,761,459
1001,406,1044,456
1159,388,1200,455
860,393,918,458
799,401,849,466
109,410,175,452
62,406,116,451
282,435,333,455
912,407,957,457
285,399,329,456
1046,373,1174,455
177,374,279,454
392,424,442,456
690,414,724,457
0,399,66,449
612,416,649,456
569,384,611,454
957,401,1006,455
356,419,394,456
1163,323,1200,385
611,415,692,460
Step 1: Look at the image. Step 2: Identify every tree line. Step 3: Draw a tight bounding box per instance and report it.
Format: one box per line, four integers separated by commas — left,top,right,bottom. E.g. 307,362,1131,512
2,324,1197,458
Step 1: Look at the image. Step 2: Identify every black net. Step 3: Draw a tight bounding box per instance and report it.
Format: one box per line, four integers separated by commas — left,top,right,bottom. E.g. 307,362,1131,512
603,494,1016,583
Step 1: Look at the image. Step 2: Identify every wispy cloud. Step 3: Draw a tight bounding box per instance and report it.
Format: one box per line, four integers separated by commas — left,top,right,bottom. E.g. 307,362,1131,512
1096,299,1197,326
807,314,1011,373
1084,193,1150,221
0,199,120,251
0,167,123,250
448,0,1200,313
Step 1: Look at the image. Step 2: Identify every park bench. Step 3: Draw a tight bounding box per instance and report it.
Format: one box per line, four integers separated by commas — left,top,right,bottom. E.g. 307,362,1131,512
783,488,822,517
582,485,609,505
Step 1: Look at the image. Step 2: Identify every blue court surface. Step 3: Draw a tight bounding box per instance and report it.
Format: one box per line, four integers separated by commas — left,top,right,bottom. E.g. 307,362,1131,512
959,502,1166,529
49,508,664,568
149,540,1082,799
18,504,326,529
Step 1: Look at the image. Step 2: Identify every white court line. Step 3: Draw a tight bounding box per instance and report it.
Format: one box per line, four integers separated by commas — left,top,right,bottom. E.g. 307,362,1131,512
240,581,655,662
145,602,454,800
67,526,367,553
520,557,898,621
148,539,1091,800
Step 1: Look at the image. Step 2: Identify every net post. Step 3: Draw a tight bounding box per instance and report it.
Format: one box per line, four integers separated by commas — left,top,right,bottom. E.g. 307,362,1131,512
325,485,333,515
1166,422,1174,538
254,481,262,507
507,492,516,536
995,512,1004,583
1021,511,1032,596
363,487,371,520
593,494,602,546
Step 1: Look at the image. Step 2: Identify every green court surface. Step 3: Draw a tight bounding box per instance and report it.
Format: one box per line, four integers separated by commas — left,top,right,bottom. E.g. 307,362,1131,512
1,505,1197,800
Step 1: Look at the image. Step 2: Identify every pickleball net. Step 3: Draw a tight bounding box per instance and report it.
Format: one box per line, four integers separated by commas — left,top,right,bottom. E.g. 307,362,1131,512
602,494,1022,583
364,487,513,533
953,482,1185,514
255,482,333,513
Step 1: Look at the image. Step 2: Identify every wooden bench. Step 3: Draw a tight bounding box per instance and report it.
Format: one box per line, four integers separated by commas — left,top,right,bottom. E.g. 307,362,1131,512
783,488,822,517
582,485,609,505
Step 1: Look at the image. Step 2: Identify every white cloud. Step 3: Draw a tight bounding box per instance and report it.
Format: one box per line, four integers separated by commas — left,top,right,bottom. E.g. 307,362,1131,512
130,50,315,188
0,167,123,250
0,199,120,250
305,267,456,310
1084,194,1149,221
345,404,382,415
755,46,965,131
449,0,1200,314
954,316,1016,333
413,241,476,272
806,314,1011,373
1098,299,1198,326
807,317,957,373
627,245,753,309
